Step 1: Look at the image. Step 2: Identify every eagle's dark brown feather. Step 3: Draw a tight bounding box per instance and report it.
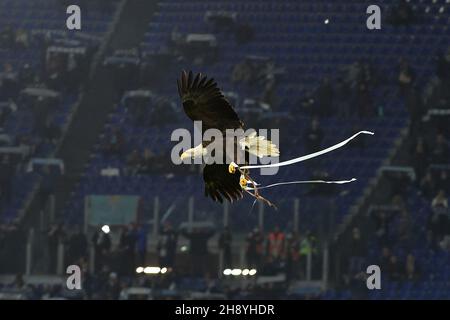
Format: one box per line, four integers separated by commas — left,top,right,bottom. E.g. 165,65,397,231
177,70,243,133
203,164,244,203
178,70,247,204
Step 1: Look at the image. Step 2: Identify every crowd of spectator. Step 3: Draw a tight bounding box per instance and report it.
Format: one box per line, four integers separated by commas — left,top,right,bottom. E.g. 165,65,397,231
321,36,450,298
0,221,323,299
0,24,99,220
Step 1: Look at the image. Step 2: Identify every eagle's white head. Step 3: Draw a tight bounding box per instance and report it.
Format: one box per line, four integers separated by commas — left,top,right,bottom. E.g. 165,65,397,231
180,144,206,160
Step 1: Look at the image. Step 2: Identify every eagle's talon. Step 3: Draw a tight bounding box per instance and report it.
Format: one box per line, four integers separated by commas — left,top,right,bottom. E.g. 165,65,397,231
229,162,237,174
240,175,248,188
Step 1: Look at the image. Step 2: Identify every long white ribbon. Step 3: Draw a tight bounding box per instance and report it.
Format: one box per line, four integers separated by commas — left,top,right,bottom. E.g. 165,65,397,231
239,131,374,170
244,178,357,191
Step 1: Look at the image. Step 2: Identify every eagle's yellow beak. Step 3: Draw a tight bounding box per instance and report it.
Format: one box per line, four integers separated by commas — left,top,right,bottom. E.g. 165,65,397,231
180,152,190,161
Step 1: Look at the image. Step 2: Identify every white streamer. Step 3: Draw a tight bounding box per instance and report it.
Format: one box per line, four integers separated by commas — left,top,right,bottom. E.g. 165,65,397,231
245,178,357,191
239,131,374,170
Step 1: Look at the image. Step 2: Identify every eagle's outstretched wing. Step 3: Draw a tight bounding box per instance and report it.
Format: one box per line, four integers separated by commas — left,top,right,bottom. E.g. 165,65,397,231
203,164,244,203
177,70,243,133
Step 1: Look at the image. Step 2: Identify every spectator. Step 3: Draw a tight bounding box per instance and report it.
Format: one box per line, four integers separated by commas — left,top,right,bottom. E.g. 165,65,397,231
315,77,333,117
260,255,280,276
231,61,251,86
347,227,366,275
436,170,449,193
303,118,324,154
168,25,185,56
234,24,254,45
398,58,415,96
119,225,138,276
245,227,264,269
47,223,66,274
15,28,29,49
218,226,233,269
373,211,392,246
299,231,317,279
103,272,121,300
157,222,178,269
206,11,236,33
335,77,351,118
286,232,301,281
349,271,369,300
0,25,14,49
404,254,420,282
380,247,392,272
430,190,449,242
0,155,14,207
181,226,215,276
137,148,156,174
406,87,424,136
388,0,415,26
261,75,276,107
67,225,88,266
32,96,53,138
92,228,112,273
355,80,373,117
11,273,26,290
42,117,61,144
266,226,285,262
436,47,450,82
136,225,147,267
397,209,413,247
411,138,429,182
386,255,402,281
126,149,141,175
18,63,35,87
1,63,19,100
420,171,437,199
103,127,124,156
38,165,58,211
430,133,449,164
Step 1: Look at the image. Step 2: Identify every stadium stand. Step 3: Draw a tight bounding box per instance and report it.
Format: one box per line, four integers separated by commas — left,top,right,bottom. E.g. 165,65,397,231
0,0,449,300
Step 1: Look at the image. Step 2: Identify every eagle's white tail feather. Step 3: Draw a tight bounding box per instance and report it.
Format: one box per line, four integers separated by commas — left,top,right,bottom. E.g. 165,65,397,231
240,135,280,158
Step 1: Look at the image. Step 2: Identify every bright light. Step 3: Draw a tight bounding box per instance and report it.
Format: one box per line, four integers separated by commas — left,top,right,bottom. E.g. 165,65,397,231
136,267,144,274
180,245,188,252
249,269,257,276
144,267,160,274
101,225,110,234
231,269,242,276
324,19,329,24
161,267,167,274
242,269,249,276
223,269,232,276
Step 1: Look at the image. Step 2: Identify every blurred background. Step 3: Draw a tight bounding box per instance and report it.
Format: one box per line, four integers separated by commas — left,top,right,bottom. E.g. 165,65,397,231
0,0,449,300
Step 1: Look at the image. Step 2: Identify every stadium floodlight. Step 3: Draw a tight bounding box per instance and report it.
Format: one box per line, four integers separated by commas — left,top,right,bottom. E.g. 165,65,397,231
160,267,167,274
136,267,144,274
144,267,161,274
223,269,232,276
249,269,257,276
242,269,249,276
101,225,110,234
231,269,242,276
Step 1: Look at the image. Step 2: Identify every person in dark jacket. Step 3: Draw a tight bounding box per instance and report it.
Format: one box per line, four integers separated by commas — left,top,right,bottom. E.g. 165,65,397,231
182,226,215,276
67,225,88,266
92,228,112,273
218,227,233,268
157,222,178,269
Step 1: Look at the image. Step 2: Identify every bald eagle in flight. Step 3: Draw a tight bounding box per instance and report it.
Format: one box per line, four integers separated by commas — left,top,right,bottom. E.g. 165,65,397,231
177,70,279,204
